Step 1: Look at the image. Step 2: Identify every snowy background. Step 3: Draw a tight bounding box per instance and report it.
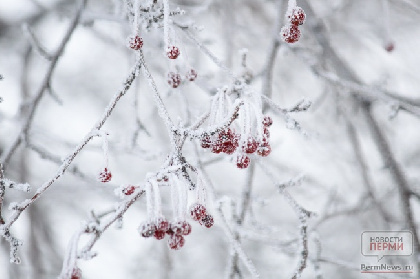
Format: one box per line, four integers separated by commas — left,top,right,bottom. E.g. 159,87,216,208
1,0,420,278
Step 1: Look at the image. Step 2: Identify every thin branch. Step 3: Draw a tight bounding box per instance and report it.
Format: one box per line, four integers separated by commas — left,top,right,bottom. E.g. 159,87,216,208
1,0,88,168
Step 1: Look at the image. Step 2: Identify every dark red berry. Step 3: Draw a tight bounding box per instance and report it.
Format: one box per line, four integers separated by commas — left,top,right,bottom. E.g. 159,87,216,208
281,24,301,44
199,214,214,228
154,229,166,240
156,217,170,231
288,7,306,26
170,221,192,236
244,137,258,154
168,234,185,250
167,46,180,59
98,168,112,183
123,185,136,195
128,35,144,50
262,116,273,127
71,268,82,279
186,69,197,81
201,135,212,149
385,42,395,52
236,155,250,169
139,222,157,238
168,72,181,88
190,203,207,221
163,176,169,182
257,143,272,157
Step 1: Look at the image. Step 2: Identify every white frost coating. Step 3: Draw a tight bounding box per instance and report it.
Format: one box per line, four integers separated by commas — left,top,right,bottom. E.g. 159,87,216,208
145,182,154,220
163,0,170,48
151,179,162,218
170,173,179,218
1,178,31,192
58,230,83,279
100,131,110,168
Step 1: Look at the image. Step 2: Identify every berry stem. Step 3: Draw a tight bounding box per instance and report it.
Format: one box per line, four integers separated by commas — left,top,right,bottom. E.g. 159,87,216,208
151,179,162,218
163,0,170,48
146,182,155,220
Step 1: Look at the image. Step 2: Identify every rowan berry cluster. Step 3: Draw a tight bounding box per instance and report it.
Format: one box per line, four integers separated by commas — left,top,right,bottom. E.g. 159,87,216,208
139,217,192,250
167,69,197,88
281,5,306,43
98,168,112,183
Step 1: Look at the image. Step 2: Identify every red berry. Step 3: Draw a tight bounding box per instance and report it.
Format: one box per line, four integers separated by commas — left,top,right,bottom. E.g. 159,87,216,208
170,221,192,236
199,214,214,228
385,42,395,52
281,24,301,44
168,234,185,250
123,185,136,195
154,229,166,240
262,116,273,127
156,217,170,231
257,144,272,157
71,268,82,279
244,137,258,154
138,222,157,238
168,72,181,88
128,35,144,50
163,176,169,182
98,168,112,183
201,135,212,149
236,155,250,169
288,7,306,26
167,46,180,59
186,69,198,81
190,203,207,221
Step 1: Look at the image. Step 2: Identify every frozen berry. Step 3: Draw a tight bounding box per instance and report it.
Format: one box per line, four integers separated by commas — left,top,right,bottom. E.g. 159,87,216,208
262,116,273,127
186,69,198,81
201,135,212,149
236,155,250,169
244,137,258,154
128,35,144,50
154,230,166,240
385,42,395,52
71,268,82,279
170,221,192,236
168,234,185,250
199,214,214,228
190,203,207,221
257,143,272,157
156,217,170,231
281,24,301,44
138,222,157,238
98,168,112,183
167,46,180,59
168,72,181,88
263,127,270,138
123,185,136,195
288,7,306,26
163,176,169,182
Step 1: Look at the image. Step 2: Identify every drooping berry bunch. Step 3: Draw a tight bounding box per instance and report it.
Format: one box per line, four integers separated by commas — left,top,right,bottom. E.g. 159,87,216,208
201,128,239,155
189,203,214,228
280,1,306,44
127,34,143,50
138,172,213,250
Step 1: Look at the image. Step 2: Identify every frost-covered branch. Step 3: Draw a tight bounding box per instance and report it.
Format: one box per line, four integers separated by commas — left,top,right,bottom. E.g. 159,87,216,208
1,0,88,168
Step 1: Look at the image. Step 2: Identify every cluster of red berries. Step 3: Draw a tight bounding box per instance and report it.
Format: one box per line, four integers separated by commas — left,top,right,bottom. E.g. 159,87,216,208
167,69,197,88
200,116,273,169
128,35,144,50
190,203,214,228
280,6,306,43
139,218,192,250
167,46,180,59
98,168,112,183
